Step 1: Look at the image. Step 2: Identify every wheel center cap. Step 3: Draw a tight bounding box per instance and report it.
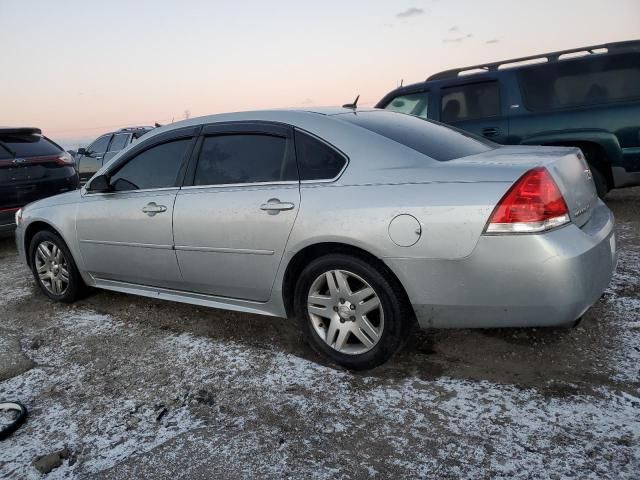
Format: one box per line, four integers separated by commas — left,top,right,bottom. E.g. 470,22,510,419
338,303,352,319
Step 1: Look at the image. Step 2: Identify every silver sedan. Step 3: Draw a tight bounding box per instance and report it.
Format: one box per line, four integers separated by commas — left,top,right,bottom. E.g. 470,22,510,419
15,108,617,369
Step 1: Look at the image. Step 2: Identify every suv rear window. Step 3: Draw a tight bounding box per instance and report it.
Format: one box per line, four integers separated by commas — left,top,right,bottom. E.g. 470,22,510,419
518,52,640,111
0,133,62,160
338,110,493,161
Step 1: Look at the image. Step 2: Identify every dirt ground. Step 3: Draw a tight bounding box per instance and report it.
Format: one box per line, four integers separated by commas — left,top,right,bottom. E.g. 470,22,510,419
0,188,638,479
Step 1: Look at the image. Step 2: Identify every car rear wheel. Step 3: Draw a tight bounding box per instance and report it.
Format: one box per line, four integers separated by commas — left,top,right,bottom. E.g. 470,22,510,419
294,253,412,370
29,230,84,303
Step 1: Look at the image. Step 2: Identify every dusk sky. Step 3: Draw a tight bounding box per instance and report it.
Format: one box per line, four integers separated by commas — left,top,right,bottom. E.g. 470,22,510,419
1,0,639,146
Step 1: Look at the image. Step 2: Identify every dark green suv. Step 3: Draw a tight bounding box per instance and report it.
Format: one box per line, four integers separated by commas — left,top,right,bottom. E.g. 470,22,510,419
376,40,640,197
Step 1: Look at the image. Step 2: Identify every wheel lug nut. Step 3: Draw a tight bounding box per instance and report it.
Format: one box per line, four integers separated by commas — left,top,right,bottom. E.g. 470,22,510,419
350,316,355,321
333,306,338,312
350,304,356,310
340,318,345,323
340,298,345,304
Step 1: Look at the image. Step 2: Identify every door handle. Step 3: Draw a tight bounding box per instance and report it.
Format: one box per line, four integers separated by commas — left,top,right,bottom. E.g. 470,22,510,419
142,202,167,216
481,127,500,138
260,198,295,215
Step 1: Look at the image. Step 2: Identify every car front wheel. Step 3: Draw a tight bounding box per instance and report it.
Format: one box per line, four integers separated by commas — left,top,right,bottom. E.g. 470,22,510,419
29,230,84,303
294,253,412,370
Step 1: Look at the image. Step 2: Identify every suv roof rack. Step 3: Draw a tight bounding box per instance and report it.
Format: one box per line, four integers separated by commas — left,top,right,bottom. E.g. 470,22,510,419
118,126,154,132
0,127,42,135
427,39,640,81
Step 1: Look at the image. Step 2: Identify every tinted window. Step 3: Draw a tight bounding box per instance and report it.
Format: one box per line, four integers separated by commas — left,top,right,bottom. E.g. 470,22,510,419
110,139,190,191
194,134,295,185
339,110,493,161
108,134,130,152
0,133,62,160
440,82,500,122
384,92,429,119
294,130,346,180
88,135,111,154
518,53,640,111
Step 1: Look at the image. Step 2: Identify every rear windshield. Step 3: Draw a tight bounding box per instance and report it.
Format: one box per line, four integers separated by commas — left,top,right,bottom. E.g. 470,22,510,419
337,110,493,161
0,132,62,160
518,52,640,111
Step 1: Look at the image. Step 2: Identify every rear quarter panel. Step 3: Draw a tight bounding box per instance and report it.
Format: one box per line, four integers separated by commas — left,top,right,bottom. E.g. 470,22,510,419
287,181,511,261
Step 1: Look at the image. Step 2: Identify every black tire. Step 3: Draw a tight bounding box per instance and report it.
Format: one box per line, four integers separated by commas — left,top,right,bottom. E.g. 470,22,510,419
590,164,609,199
29,230,84,303
293,253,413,370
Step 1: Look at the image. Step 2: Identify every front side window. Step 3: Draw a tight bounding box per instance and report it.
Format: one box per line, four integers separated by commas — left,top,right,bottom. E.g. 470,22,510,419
440,82,500,123
108,134,130,152
518,52,640,111
294,130,346,180
88,135,111,154
110,139,190,191
383,92,429,119
194,134,296,186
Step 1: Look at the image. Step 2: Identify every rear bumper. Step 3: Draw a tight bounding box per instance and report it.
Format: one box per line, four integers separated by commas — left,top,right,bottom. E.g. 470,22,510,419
385,201,617,329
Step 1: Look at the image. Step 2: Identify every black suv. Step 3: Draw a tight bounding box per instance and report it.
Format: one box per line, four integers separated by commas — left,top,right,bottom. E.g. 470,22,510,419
0,127,78,235
76,126,154,184
377,40,640,197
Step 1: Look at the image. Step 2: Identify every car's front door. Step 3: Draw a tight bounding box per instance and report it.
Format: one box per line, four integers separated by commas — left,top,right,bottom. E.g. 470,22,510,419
76,129,197,289
173,122,300,302
438,80,509,143
103,133,131,163
78,134,112,184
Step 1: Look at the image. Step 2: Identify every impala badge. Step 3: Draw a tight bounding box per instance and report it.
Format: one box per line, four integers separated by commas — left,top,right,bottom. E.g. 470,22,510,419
584,168,593,181
12,158,26,165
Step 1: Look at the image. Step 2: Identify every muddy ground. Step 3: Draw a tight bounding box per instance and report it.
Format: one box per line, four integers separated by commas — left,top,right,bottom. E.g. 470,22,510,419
0,188,638,479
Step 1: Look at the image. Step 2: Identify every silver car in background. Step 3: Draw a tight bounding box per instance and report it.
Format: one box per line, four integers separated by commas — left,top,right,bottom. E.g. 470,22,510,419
15,108,617,369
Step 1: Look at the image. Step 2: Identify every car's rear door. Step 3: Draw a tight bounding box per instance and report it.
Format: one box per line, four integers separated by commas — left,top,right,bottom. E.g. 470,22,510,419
76,127,197,289
173,122,300,302
437,79,510,143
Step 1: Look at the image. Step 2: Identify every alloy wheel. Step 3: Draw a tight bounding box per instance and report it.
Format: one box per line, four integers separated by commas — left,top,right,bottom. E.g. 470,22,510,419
307,269,384,355
34,240,70,296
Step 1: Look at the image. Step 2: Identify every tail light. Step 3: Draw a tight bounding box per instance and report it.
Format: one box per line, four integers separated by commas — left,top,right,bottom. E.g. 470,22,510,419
55,152,75,166
485,167,570,234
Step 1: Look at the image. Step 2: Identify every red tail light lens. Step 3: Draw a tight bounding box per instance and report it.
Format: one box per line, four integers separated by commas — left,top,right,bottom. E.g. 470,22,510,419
54,152,75,166
485,167,570,234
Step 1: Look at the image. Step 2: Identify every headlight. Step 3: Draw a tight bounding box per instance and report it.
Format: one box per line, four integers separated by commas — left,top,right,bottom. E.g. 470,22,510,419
15,208,23,227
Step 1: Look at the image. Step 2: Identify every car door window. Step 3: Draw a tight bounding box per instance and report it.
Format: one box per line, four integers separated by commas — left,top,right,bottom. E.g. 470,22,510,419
383,92,429,119
88,135,111,154
294,130,347,180
440,82,500,123
194,134,296,185
108,134,130,152
110,139,191,191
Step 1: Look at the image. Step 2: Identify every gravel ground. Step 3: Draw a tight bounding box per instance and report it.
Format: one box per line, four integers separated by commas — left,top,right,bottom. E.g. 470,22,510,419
0,188,638,479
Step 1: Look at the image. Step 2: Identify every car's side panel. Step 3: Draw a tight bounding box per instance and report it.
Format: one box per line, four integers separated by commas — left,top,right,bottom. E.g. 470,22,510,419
173,184,300,302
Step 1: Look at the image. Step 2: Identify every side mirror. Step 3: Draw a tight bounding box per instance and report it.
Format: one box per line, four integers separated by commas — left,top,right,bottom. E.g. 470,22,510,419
86,174,111,193
77,147,87,155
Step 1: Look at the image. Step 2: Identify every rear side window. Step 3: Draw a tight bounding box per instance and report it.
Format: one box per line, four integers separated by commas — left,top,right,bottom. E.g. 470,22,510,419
0,133,62,160
88,135,111,154
294,130,346,180
339,110,493,161
383,92,429,119
518,53,640,111
110,139,190,191
194,134,296,186
440,82,500,123
108,134,130,152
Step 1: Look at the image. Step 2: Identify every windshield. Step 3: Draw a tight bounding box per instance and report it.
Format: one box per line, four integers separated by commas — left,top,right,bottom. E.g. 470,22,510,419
337,110,494,161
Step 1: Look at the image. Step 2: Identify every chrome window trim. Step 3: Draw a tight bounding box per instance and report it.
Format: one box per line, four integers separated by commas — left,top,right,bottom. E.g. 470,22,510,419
82,186,180,197
180,180,299,191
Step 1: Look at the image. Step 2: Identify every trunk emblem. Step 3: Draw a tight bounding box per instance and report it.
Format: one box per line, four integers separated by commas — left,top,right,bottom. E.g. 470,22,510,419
584,168,593,180
11,158,26,165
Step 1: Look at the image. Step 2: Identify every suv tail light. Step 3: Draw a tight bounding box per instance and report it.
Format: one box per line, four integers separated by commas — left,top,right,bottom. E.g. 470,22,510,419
54,152,75,166
485,167,570,234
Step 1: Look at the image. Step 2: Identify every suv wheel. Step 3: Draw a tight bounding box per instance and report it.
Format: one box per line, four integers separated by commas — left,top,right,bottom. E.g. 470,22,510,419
29,230,84,303
294,253,412,370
